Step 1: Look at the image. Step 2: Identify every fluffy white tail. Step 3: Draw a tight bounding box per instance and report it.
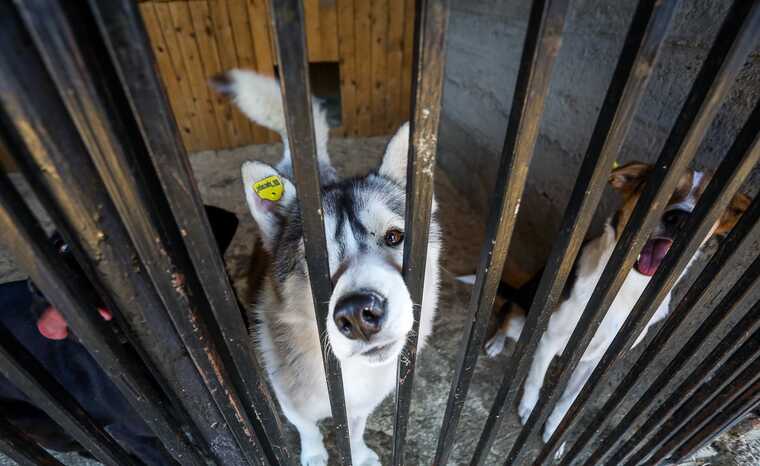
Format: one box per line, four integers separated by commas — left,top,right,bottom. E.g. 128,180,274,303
211,69,335,181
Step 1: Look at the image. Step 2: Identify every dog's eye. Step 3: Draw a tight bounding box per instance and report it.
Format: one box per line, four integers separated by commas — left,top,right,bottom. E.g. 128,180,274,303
384,228,404,247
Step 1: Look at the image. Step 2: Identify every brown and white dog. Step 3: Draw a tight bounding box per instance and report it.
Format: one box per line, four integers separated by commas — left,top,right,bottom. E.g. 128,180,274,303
482,162,750,441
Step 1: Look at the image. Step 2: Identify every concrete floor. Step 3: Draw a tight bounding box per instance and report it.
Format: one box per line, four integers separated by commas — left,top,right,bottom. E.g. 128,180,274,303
1,137,758,465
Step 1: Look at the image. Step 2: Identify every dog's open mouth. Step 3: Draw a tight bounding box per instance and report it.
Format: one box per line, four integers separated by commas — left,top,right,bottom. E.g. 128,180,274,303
635,238,673,276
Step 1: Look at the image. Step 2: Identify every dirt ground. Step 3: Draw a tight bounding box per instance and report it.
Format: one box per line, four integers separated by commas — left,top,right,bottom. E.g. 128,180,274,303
1,136,758,465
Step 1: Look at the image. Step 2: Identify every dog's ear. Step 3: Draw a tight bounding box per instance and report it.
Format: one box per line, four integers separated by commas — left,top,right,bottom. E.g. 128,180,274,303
379,122,410,183
609,161,652,194
715,192,752,236
241,161,297,253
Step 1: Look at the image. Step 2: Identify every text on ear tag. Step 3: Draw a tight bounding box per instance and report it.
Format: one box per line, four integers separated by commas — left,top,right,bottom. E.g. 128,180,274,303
253,175,284,201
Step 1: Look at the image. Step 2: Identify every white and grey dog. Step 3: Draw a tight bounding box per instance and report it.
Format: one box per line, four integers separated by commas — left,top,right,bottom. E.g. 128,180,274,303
214,70,441,466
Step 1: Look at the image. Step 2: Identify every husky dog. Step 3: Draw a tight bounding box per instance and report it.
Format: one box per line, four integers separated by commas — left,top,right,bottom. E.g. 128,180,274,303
213,70,441,466
481,162,750,441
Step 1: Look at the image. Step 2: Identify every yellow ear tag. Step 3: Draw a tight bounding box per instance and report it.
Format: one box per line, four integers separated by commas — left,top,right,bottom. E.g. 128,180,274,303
253,175,284,201
613,160,620,169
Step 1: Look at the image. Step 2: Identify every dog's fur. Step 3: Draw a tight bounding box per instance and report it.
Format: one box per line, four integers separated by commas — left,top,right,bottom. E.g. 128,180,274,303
482,162,750,441
214,70,441,466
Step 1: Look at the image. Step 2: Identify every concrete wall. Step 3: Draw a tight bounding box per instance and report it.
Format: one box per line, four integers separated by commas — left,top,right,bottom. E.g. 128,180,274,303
437,0,760,274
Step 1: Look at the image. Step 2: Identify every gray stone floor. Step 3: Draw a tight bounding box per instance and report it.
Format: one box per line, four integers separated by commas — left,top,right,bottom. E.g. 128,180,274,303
1,137,758,465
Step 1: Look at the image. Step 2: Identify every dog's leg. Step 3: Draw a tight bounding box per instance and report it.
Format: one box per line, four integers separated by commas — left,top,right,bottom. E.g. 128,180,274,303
543,358,595,441
349,415,380,466
485,303,525,358
519,333,560,424
285,409,328,466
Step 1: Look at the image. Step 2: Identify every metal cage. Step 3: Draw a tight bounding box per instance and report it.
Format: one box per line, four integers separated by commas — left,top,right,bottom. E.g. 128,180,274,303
0,0,758,465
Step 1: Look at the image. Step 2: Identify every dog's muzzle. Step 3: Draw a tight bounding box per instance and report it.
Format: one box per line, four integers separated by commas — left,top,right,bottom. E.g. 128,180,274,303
333,291,387,341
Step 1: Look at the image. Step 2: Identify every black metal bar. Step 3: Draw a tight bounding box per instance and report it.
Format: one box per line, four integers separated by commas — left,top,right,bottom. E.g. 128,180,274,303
432,0,570,462
0,5,242,464
543,97,760,466
499,1,760,463
13,2,272,465
554,186,760,466
87,1,293,464
649,354,760,465
464,1,673,464
619,301,760,466
268,1,352,464
0,325,140,466
392,0,449,464
0,416,65,466
668,380,760,464
0,165,206,465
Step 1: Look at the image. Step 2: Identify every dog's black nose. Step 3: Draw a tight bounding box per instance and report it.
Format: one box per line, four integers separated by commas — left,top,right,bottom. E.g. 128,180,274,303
333,292,386,341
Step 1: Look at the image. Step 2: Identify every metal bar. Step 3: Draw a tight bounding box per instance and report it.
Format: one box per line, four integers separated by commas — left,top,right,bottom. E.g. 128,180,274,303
0,164,206,465
619,301,760,466
544,97,760,466
0,416,65,466
501,1,760,463
432,0,570,462
13,2,273,465
392,0,449,464
0,5,239,464
268,1,352,464
0,325,139,466
668,381,760,464
86,1,293,464
464,1,672,463
565,178,760,466
649,354,760,465
556,189,760,466
15,2,271,464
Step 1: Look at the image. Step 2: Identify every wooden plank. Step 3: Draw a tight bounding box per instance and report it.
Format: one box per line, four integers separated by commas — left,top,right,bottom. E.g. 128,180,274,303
320,0,339,62
168,2,223,149
188,0,235,149
370,0,388,135
148,2,207,150
399,0,414,123
386,0,405,133
209,0,254,146
354,0,372,135
336,0,356,136
247,0,278,142
227,0,266,143
304,0,323,61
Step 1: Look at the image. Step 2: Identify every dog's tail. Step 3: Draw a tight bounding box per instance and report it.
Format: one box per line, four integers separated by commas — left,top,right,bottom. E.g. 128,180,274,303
211,69,335,182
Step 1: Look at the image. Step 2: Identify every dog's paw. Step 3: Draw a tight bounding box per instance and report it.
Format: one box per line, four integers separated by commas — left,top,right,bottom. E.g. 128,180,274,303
518,391,538,425
352,442,381,466
300,448,329,466
553,441,567,462
484,334,505,358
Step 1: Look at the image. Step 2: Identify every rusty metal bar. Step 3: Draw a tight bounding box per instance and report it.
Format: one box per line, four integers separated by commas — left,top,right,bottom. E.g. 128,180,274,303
0,323,140,466
0,415,66,466
12,1,273,464
667,379,760,465
620,299,760,466
545,97,760,466
0,163,205,465
0,3,244,464
268,0,352,464
392,0,450,464
499,0,760,463
460,0,673,463
87,1,293,464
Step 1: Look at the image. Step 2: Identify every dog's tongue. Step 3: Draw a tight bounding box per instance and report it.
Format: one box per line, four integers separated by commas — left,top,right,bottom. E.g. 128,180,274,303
636,239,672,276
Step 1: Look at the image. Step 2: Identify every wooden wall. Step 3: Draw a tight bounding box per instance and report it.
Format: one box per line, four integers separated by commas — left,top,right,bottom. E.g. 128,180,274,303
138,0,416,153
